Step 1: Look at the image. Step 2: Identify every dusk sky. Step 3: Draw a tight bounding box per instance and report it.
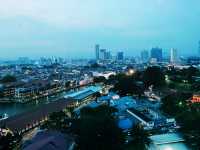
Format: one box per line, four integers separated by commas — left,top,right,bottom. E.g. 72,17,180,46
0,0,200,59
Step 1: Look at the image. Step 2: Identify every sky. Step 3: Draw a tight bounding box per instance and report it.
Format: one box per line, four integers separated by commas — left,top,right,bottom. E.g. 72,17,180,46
0,0,200,59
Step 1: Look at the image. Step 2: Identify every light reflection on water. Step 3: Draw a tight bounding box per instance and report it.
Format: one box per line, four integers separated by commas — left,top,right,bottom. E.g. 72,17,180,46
0,91,68,117
0,87,86,117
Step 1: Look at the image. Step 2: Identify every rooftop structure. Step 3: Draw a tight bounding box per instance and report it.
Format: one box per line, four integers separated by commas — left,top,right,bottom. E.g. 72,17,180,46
23,131,74,150
64,86,102,105
150,133,186,147
110,96,136,111
64,86,102,99
149,133,189,150
127,106,176,130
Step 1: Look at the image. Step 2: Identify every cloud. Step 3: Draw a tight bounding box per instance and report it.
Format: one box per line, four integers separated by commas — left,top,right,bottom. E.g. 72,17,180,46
0,0,176,28
0,0,199,59
0,0,120,28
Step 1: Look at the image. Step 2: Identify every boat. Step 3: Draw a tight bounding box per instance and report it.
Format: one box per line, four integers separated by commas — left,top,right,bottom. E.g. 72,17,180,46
0,113,8,121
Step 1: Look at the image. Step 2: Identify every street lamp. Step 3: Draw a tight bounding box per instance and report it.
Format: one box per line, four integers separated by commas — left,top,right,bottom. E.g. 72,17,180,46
126,69,135,76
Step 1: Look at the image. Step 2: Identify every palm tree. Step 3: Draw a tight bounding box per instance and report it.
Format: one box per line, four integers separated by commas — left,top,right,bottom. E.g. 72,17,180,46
127,124,152,150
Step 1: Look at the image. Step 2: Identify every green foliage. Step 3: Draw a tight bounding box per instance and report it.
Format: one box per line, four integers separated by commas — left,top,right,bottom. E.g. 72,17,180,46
93,76,107,83
72,105,125,150
106,74,117,85
161,92,192,116
0,132,22,150
65,81,71,88
161,92,200,149
113,74,144,97
0,91,4,98
184,66,198,83
41,111,71,132
143,66,165,88
177,104,200,149
167,66,199,85
90,63,101,68
40,105,157,150
126,125,151,150
168,82,176,89
1,75,17,83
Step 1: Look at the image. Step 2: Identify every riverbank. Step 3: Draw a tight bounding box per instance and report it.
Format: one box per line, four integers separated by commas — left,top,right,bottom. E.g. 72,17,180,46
0,84,93,104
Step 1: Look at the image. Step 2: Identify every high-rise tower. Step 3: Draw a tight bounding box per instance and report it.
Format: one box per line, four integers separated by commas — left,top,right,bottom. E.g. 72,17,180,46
95,44,100,60
117,52,124,61
170,48,178,64
151,47,163,62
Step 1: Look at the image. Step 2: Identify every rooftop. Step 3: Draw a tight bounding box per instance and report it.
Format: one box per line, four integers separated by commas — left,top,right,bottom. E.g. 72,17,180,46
128,108,152,123
64,86,102,100
23,131,74,150
150,133,185,145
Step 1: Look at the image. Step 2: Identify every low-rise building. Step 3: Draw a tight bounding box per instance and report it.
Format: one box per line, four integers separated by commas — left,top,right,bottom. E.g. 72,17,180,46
64,86,102,106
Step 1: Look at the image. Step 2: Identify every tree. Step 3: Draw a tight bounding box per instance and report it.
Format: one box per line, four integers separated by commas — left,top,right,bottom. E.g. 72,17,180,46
161,92,192,116
94,92,101,102
113,74,144,97
65,81,71,88
106,74,117,85
72,105,125,150
176,105,200,149
185,66,198,83
126,125,151,150
90,63,101,68
0,91,4,98
93,76,107,83
0,132,22,150
1,75,17,83
143,66,165,88
41,111,71,132
160,92,200,149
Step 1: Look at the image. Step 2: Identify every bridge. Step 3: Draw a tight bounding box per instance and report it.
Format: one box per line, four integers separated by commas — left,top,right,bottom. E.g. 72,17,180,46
0,98,74,134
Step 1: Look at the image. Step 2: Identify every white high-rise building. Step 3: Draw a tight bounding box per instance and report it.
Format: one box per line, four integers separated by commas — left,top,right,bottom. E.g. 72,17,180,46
170,48,178,64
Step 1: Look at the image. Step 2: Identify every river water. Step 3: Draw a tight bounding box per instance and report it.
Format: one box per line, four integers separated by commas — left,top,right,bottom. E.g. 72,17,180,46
0,85,88,117
0,90,71,117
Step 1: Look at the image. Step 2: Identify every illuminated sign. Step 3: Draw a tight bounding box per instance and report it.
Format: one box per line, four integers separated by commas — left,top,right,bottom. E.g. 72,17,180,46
191,95,200,103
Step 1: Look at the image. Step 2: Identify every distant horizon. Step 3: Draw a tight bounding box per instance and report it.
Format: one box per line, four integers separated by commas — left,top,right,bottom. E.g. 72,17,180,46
0,46,198,61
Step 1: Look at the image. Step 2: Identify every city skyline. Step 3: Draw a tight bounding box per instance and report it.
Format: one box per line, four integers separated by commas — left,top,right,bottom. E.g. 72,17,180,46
0,1,200,150
0,0,200,59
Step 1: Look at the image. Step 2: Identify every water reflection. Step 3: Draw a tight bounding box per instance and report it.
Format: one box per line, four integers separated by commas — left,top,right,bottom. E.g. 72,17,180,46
0,91,68,117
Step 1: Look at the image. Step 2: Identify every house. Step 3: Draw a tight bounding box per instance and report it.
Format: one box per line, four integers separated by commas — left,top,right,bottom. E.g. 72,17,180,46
64,86,102,106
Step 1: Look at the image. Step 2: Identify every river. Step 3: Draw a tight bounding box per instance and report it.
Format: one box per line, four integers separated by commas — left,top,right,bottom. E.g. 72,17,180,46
0,90,74,117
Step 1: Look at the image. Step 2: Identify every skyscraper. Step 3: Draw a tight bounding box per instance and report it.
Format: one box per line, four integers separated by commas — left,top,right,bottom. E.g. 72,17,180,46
95,44,100,60
141,50,149,63
105,51,111,60
170,48,178,64
99,49,106,60
151,47,163,62
117,52,124,61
